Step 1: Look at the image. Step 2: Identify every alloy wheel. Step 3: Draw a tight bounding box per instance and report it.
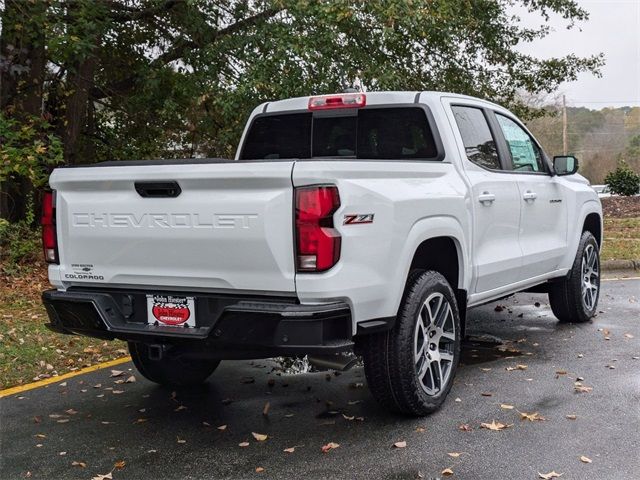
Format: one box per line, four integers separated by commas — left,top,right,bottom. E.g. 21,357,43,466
414,292,456,395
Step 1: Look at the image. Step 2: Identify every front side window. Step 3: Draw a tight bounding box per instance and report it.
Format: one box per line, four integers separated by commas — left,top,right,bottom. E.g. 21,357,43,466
240,107,440,160
495,114,545,173
451,106,500,170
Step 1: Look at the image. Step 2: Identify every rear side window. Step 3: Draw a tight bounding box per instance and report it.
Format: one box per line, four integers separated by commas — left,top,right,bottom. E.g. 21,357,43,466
451,106,500,170
240,107,440,160
241,113,311,160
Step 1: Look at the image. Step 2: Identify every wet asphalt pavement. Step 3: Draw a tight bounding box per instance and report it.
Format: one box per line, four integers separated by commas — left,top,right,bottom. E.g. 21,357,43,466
1,278,639,480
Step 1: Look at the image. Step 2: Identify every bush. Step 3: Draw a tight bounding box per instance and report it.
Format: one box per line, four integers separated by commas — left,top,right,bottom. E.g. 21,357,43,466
0,219,41,275
604,162,640,196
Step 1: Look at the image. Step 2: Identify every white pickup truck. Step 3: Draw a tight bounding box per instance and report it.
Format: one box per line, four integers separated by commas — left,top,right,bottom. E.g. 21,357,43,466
41,91,602,416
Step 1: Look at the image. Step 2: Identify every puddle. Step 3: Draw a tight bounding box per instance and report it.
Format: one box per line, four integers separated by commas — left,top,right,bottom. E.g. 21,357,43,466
461,334,523,366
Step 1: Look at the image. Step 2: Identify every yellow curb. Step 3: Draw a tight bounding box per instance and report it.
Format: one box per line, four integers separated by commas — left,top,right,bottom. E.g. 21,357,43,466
602,276,640,282
0,356,132,398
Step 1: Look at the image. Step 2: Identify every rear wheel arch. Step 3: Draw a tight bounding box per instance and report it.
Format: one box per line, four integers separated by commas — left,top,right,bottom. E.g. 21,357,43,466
406,236,467,335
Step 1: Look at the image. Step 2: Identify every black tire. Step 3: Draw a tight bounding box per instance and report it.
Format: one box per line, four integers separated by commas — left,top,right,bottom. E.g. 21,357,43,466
128,342,220,387
360,270,461,416
549,231,600,323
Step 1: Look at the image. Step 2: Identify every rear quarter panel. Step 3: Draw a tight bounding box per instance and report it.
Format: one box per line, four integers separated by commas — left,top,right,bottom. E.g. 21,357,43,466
293,160,470,331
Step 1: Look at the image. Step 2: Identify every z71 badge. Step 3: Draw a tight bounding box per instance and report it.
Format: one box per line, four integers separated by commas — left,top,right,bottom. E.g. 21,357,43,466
343,214,374,225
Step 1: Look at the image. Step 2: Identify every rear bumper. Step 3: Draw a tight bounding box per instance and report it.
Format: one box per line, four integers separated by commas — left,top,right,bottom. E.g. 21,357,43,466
42,289,353,357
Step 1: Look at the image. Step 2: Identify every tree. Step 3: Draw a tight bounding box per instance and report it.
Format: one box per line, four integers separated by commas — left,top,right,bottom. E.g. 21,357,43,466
1,0,604,221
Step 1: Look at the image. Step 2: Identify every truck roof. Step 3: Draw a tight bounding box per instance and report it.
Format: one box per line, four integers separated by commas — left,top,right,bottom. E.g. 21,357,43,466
260,91,504,114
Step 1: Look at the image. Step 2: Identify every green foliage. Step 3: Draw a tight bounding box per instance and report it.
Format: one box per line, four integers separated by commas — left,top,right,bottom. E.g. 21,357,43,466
0,113,64,187
0,219,41,275
2,0,604,165
605,162,640,196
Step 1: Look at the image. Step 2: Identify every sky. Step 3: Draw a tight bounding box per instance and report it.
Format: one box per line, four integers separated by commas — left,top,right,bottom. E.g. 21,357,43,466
515,0,640,109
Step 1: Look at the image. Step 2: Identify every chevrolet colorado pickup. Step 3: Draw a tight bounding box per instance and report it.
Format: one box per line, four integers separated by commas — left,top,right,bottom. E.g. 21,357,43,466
41,91,602,416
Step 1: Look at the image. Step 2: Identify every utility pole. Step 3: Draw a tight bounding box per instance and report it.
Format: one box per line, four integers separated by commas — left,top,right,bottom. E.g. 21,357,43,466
562,94,568,155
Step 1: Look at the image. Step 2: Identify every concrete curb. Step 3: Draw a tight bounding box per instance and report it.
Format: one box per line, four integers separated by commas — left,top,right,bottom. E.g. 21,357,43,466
601,259,640,272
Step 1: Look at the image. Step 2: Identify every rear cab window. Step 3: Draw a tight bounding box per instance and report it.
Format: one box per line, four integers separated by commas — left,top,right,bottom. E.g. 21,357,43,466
240,107,441,161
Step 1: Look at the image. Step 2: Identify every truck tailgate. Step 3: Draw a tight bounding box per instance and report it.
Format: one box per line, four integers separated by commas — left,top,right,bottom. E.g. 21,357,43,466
49,161,296,293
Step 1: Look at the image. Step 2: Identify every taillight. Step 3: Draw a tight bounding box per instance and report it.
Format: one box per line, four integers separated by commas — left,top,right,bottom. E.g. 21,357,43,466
308,93,366,110
295,186,341,272
41,190,58,263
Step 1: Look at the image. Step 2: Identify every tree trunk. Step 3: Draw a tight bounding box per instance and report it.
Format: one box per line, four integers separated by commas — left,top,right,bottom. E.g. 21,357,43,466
0,0,46,221
63,56,97,165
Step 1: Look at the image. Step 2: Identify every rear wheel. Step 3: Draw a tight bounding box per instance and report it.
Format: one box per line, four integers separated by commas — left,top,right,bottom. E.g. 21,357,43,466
128,342,220,387
360,270,461,416
549,231,600,323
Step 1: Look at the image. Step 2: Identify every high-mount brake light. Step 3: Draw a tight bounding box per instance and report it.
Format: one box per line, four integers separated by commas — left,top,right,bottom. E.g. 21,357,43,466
295,186,341,272
308,93,366,110
41,190,59,264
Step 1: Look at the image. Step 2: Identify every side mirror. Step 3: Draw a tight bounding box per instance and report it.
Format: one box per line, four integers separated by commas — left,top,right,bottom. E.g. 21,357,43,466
553,155,579,176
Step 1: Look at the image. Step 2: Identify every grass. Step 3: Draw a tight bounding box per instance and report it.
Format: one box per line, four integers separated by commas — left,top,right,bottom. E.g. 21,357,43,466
0,216,638,389
0,266,126,389
601,217,640,261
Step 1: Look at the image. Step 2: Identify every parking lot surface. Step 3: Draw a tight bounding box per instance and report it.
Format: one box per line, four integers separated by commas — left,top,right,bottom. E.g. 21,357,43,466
1,279,639,480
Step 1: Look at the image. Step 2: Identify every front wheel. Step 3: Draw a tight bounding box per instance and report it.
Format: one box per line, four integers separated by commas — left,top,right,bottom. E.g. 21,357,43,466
128,342,220,387
360,270,461,416
549,231,600,323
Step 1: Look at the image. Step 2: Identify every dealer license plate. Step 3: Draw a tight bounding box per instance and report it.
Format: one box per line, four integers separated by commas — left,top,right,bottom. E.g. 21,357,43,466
146,294,196,328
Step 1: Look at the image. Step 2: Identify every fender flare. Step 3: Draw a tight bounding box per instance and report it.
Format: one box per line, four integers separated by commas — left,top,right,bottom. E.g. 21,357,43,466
387,215,470,316
562,200,602,269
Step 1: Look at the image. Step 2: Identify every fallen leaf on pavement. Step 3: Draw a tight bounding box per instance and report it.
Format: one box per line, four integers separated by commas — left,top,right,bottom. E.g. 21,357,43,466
64,409,77,415
580,456,592,464
217,425,227,431
92,473,113,480
519,412,545,422
256,467,264,473
114,460,126,469
442,468,454,476
110,370,124,377
177,437,186,444
283,447,297,453
506,365,527,371
458,424,473,431
342,414,355,421
321,442,340,453
500,404,514,410
624,333,634,339
566,414,577,420
538,471,563,479
252,432,268,441
574,384,593,393
393,441,407,448
481,420,512,431
125,375,136,383
416,427,426,433
71,461,86,468
263,402,270,416
239,442,250,447
174,405,187,412
447,452,462,458
481,392,493,397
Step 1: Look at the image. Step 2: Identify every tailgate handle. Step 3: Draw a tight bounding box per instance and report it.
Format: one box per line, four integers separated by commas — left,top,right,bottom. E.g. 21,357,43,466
134,181,181,198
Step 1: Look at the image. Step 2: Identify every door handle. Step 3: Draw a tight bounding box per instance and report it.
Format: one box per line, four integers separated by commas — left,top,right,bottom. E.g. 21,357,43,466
523,191,537,201
135,181,182,198
478,192,496,204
